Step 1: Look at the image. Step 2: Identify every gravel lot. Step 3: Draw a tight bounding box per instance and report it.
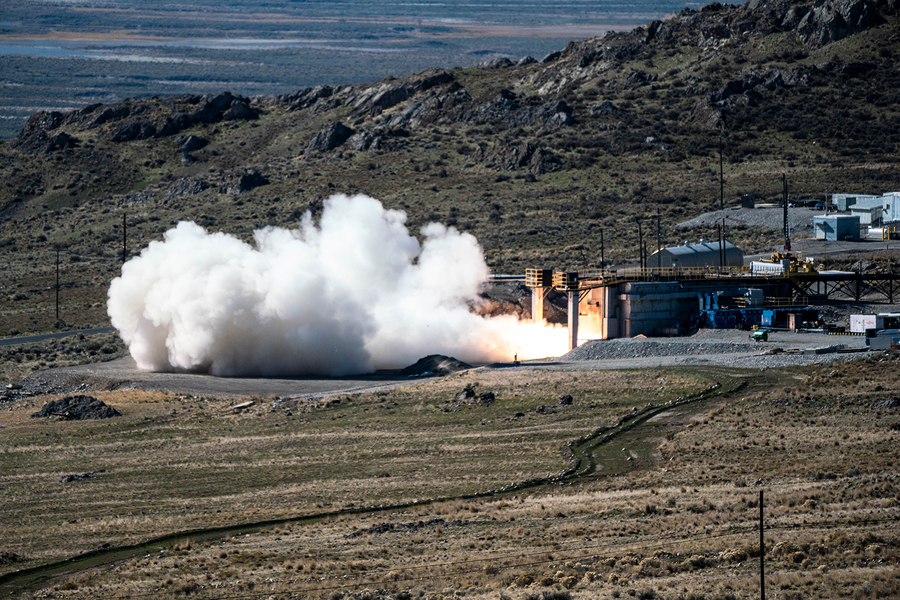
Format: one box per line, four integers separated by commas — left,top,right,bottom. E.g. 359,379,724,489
542,328,871,371
676,206,818,234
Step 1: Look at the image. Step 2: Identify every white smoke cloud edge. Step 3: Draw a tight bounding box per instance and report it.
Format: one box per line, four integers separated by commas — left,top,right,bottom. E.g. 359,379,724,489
107,194,567,377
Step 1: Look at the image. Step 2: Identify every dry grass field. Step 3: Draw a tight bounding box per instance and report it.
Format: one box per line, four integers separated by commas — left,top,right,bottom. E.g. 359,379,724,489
1,356,898,599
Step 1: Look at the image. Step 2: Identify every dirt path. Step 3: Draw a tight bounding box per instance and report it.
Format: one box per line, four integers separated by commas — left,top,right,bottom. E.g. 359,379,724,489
0,367,741,596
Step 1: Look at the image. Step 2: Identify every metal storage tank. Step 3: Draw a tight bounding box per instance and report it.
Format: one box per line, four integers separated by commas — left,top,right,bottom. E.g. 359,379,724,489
813,215,860,240
648,241,743,269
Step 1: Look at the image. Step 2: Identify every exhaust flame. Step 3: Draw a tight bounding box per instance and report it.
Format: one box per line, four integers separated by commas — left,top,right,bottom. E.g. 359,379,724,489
107,194,567,376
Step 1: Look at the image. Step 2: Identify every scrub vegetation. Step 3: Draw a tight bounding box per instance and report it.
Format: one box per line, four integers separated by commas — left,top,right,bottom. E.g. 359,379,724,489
0,357,897,598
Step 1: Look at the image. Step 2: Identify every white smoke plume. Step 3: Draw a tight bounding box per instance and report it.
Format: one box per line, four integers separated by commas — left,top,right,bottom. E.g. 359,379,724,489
107,194,567,376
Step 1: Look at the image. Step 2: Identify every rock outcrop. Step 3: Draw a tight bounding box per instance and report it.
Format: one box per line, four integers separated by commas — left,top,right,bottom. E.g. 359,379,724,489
468,138,563,175
218,169,268,195
166,177,210,200
14,91,258,152
525,0,895,96
305,122,356,156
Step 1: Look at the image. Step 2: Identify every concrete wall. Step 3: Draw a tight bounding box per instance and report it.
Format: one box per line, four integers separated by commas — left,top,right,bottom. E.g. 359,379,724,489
580,282,696,339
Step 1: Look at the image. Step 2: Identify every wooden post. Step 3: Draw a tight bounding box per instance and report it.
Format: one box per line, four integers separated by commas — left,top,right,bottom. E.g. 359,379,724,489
55,248,60,326
722,217,726,268
783,174,791,252
637,219,644,270
656,209,661,268
760,489,765,600
122,213,127,264
719,133,724,211
600,229,605,268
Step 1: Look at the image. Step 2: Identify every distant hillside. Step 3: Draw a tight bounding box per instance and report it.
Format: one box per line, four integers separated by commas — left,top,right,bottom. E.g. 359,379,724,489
0,0,700,139
0,0,898,337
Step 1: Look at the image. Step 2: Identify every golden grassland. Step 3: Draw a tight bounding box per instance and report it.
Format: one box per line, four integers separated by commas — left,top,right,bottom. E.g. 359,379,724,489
1,357,899,599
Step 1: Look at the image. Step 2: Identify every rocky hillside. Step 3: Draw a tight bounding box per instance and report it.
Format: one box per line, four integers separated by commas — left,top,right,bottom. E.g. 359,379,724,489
0,0,898,337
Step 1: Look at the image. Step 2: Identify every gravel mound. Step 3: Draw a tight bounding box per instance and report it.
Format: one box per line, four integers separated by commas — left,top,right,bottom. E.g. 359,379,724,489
31,395,122,420
558,338,761,361
677,207,817,233
400,355,472,377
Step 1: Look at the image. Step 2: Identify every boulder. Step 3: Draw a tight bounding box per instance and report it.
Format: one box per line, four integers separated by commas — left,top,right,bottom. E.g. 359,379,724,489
280,85,335,111
110,122,157,143
468,139,537,171
173,134,209,151
527,147,563,175
31,395,121,420
218,169,268,195
625,71,656,87
59,472,101,483
223,100,252,120
541,50,562,63
455,386,476,401
477,391,496,406
479,57,514,69
166,177,209,200
304,122,356,156
12,113,75,153
88,105,132,128
349,69,455,116
591,101,618,116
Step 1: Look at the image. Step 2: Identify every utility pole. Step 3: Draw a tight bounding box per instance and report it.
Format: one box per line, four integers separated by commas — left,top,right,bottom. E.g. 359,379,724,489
55,247,60,327
719,132,724,210
760,490,766,600
600,229,605,268
717,223,723,268
637,219,644,269
656,209,662,268
122,213,127,264
722,217,726,268
783,174,791,252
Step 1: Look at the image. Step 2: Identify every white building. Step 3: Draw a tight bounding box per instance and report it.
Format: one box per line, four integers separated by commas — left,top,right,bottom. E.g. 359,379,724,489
647,241,743,269
882,192,900,224
832,193,879,211
850,196,884,225
813,215,860,240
